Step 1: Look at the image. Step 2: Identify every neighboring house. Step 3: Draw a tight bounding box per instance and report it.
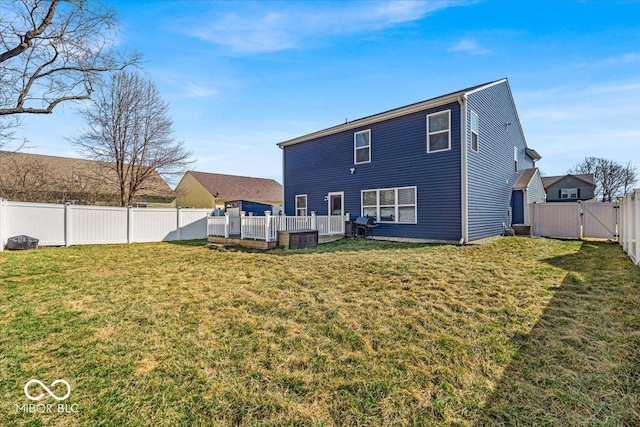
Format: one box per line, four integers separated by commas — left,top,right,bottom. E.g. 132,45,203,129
0,151,175,207
175,171,282,209
511,168,546,224
224,200,276,216
277,78,541,243
542,174,595,202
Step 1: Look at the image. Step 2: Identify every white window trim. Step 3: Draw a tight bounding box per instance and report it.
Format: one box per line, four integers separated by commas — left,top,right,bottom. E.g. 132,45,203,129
427,110,451,153
470,110,479,152
295,194,307,216
354,129,371,165
361,186,417,224
327,191,344,216
514,146,518,172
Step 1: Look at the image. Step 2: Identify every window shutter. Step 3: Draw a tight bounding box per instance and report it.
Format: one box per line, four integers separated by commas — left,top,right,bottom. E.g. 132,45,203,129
577,188,581,198
558,189,561,198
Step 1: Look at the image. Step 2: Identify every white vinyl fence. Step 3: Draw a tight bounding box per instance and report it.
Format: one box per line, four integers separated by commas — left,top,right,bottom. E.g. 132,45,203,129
208,212,348,242
0,198,210,251
619,189,640,266
529,201,618,240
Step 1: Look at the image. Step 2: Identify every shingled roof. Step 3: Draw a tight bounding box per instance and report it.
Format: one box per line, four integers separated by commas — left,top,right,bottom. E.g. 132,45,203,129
541,174,594,188
187,171,282,204
0,151,174,203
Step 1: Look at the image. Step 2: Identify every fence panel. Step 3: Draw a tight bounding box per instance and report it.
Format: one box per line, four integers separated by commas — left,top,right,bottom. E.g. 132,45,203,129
179,209,210,240
70,205,128,245
583,203,618,239
131,208,178,242
531,203,581,238
5,201,66,246
619,190,639,265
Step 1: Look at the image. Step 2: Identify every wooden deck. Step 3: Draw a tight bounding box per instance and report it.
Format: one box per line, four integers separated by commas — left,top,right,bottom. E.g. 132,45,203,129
207,233,344,249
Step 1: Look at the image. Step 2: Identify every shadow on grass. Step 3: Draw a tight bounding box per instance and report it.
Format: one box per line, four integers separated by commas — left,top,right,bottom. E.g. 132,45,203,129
223,237,443,255
477,241,640,426
163,239,209,247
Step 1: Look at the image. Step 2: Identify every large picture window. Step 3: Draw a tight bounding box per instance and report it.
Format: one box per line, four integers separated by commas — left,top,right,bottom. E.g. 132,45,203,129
427,110,451,153
354,129,371,164
295,194,307,216
361,186,417,223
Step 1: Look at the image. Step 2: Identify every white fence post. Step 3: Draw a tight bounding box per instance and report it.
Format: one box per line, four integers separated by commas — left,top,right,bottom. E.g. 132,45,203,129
635,189,640,266
224,213,230,238
0,198,5,252
176,207,182,241
264,211,272,242
625,194,632,254
64,203,71,247
240,212,246,239
127,206,133,244
578,201,583,240
311,211,317,230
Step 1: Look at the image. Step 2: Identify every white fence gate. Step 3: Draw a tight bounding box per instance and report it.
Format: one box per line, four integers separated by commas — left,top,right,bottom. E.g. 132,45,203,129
619,189,640,266
529,202,618,240
0,199,210,251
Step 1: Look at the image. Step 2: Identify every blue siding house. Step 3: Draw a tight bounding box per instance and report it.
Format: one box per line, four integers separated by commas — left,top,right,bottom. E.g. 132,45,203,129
277,79,541,243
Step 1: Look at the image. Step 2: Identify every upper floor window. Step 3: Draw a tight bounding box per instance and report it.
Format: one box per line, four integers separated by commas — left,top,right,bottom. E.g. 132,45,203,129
470,111,479,152
295,194,307,216
561,188,579,199
514,146,518,172
427,110,451,153
354,129,371,164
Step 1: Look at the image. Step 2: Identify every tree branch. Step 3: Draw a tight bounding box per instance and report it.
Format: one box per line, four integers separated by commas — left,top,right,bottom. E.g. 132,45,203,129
0,0,60,63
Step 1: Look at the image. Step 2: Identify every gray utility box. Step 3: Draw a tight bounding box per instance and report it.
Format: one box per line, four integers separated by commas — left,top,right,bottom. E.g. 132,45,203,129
278,229,318,250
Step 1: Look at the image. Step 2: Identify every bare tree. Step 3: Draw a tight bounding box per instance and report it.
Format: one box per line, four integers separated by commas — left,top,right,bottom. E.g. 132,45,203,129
71,71,192,207
0,0,140,147
569,156,638,202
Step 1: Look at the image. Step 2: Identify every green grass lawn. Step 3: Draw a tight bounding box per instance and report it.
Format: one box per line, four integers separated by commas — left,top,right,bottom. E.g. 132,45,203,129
1,237,639,426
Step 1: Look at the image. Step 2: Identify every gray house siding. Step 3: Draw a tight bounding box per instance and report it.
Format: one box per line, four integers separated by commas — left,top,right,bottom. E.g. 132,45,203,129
466,82,534,241
545,176,595,202
283,103,462,241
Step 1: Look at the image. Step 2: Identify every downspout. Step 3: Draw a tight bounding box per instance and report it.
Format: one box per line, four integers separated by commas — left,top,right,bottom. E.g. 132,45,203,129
458,95,469,244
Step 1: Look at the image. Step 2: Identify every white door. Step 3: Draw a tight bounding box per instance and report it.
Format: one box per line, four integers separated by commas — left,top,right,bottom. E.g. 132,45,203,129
328,192,344,216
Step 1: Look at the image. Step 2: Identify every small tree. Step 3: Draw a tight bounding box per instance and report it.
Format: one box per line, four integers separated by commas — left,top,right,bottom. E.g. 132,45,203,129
0,0,140,148
71,71,192,207
569,156,638,202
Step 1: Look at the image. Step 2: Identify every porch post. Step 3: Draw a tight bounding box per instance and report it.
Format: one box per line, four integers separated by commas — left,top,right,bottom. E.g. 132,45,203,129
224,213,230,238
265,211,272,242
311,211,317,230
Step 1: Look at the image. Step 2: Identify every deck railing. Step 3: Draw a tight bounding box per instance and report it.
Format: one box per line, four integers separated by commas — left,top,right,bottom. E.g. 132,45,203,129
208,212,348,242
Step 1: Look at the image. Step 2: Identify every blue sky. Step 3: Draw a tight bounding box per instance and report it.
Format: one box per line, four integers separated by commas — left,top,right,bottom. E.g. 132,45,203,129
15,0,640,185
